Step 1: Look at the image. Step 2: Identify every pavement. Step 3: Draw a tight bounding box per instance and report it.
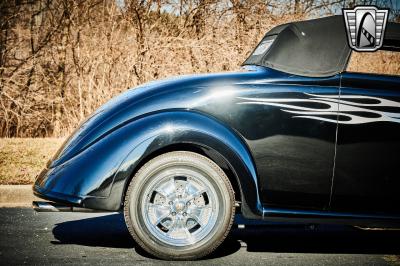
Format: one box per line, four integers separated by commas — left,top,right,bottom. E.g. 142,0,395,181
0,208,399,265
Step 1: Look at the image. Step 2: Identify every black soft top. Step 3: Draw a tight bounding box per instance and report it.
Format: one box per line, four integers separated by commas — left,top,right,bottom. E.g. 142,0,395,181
243,15,400,77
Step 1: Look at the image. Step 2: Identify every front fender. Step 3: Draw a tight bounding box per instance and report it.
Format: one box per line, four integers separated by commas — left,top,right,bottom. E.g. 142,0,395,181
35,111,262,217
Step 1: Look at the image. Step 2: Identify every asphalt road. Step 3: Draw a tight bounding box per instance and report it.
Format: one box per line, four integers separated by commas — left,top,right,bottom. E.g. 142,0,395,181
0,208,399,265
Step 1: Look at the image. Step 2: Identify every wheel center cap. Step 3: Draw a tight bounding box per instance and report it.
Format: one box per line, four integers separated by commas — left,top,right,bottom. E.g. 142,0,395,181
174,201,185,212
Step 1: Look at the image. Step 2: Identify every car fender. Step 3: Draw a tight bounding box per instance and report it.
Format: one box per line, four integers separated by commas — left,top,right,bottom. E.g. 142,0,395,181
80,110,262,217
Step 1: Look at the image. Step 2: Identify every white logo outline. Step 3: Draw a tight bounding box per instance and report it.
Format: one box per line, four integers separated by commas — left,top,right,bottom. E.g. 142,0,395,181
343,6,389,52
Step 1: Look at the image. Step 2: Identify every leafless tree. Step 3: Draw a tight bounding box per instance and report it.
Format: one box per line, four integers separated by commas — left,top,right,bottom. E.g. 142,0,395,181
0,0,398,137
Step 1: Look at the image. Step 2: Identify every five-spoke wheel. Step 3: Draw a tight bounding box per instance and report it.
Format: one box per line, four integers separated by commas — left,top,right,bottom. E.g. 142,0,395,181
124,151,235,260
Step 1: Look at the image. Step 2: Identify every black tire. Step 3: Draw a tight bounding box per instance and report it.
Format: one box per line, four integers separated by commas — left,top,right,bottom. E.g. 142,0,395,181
124,151,235,260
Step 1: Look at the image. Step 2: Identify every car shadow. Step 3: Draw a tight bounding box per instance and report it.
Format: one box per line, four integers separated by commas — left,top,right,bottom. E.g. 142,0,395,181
51,213,133,249
51,213,400,259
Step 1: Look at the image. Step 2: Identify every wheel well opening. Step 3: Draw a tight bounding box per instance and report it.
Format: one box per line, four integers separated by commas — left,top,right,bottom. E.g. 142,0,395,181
121,143,242,209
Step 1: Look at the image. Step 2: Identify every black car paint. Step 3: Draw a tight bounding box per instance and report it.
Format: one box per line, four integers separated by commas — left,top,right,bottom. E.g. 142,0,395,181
332,72,400,215
34,65,400,225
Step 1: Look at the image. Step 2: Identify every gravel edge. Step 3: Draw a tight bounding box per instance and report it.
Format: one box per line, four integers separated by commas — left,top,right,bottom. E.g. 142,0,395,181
0,185,40,207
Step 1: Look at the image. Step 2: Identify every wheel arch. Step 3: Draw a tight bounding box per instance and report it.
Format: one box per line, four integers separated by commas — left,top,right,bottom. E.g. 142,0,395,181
81,110,263,218
120,142,243,207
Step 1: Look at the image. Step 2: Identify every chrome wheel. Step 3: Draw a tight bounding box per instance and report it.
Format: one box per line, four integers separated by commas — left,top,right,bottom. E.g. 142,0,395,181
124,151,235,260
141,167,219,246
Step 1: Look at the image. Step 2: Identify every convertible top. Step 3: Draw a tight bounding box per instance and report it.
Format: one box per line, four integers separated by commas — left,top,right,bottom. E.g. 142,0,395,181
243,15,400,77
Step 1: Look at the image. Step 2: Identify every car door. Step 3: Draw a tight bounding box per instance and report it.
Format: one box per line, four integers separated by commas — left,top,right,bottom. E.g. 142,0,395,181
331,72,400,215
196,69,340,211
224,73,340,211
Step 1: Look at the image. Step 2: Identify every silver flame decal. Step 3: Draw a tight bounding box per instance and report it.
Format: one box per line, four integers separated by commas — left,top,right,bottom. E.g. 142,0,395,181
237,93,400,124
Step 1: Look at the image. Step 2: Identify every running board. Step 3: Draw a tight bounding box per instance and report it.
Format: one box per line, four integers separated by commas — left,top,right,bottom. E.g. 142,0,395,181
261,207,400,226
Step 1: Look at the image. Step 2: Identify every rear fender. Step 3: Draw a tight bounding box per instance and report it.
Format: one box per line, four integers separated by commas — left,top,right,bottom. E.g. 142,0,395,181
82,111,262,217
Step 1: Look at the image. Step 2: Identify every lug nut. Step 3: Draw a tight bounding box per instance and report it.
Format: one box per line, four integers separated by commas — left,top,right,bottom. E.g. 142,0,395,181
186,202,191,206
171,212,176,216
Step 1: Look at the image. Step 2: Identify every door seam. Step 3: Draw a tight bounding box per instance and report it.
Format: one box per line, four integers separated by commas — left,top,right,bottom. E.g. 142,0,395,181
328,75,341,208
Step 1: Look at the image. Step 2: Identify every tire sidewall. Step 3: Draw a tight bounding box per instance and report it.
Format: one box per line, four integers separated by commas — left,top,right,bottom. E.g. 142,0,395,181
124,151,235,260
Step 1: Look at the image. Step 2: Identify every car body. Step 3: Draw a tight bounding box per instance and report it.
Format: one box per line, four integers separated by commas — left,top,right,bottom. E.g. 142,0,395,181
33,15,400,259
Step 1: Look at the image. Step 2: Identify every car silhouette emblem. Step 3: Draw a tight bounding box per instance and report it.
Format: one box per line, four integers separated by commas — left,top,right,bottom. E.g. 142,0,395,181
343,6,389,51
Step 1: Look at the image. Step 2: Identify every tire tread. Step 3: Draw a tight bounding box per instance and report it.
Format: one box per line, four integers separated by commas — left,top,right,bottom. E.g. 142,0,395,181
123,151,235,260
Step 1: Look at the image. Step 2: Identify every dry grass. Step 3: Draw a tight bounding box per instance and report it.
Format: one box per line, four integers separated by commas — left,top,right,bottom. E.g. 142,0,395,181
0,138,64,184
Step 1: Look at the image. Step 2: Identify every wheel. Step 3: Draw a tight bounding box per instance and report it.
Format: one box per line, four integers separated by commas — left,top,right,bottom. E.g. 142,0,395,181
124,151,235,260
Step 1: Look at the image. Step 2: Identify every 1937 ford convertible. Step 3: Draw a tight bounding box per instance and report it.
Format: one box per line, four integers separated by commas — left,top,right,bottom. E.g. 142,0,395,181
33,16,400,260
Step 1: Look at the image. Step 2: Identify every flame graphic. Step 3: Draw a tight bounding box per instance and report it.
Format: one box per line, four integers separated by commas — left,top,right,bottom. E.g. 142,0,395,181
237,93,400,124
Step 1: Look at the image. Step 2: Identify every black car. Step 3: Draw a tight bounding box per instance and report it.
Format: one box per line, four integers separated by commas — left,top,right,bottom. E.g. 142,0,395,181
33,16,400,260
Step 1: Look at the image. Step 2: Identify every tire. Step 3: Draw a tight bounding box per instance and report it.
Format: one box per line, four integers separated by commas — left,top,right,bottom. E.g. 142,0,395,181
124,151,235,260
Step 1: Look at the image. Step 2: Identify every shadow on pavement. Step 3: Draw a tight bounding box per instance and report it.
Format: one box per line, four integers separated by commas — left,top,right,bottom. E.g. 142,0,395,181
51,213,241,259
234,224,400,254
51,213,133,249
52,213,400,259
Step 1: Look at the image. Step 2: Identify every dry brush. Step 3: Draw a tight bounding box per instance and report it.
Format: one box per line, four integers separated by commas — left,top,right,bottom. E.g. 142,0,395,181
0,0,398,137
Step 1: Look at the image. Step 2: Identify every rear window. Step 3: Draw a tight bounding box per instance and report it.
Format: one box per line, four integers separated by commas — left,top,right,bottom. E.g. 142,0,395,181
251,35,276,56
347,50,400,76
